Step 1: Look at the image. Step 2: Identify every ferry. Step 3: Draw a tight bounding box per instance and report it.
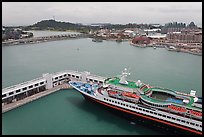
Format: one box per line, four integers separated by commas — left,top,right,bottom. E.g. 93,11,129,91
69,68,202,135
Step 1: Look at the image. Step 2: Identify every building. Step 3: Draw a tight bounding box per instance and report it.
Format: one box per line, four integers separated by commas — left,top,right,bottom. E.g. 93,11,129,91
167,31,202,43
132,36,150,44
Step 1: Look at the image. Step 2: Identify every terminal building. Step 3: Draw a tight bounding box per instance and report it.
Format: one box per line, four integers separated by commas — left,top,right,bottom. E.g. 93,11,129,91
2,70,106,105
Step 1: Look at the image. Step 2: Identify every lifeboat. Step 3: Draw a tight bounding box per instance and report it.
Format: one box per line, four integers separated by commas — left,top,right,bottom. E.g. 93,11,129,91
131,94,140,99
189,110,202,117
122,92,140,99
108,90,118,95
168,105,187,113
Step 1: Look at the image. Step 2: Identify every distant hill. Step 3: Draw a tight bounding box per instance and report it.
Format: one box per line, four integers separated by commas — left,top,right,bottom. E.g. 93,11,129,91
25,19,86,31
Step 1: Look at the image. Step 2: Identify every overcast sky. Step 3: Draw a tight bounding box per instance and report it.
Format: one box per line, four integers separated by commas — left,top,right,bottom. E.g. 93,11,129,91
2,2,202,27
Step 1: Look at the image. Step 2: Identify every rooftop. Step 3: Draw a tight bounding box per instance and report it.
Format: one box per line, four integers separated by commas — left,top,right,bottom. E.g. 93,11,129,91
107,77,138,89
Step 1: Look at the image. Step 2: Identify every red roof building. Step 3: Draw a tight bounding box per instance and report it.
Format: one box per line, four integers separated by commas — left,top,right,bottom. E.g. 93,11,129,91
132,36,150,44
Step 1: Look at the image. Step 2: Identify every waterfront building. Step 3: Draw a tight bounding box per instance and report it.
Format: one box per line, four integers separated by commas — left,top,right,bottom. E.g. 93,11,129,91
167,31,202,44
132,36,150,45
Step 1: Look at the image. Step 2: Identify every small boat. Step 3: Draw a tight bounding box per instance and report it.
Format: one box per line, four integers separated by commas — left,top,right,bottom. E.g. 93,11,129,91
92,38,103,42
116,38,122,43
153,46,156,49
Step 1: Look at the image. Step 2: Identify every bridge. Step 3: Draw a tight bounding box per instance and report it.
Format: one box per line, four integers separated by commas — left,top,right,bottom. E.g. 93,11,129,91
2,33,90,46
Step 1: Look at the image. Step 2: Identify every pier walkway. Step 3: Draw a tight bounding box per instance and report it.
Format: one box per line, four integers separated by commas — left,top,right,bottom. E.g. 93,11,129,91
2,83,72,113
2,70,106,113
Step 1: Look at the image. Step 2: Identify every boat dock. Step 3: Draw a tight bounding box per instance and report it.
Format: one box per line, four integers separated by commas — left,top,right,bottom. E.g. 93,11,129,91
2,70,106,113
2,83,72,113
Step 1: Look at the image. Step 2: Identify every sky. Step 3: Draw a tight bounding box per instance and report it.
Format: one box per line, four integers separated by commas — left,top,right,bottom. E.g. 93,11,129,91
2,2,202,27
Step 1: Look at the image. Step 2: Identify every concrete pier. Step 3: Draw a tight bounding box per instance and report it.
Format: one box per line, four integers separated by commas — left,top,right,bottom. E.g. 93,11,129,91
2,83,72,113
2,70,106,113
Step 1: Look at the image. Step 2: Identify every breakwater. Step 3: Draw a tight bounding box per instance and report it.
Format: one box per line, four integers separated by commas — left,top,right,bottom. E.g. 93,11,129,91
2,33,89,46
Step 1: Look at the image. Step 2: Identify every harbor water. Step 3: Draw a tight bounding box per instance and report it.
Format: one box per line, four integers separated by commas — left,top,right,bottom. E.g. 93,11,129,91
2,31,202,135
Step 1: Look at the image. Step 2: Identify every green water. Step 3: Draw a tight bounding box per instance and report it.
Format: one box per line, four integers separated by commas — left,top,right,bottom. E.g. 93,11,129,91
2,33,202,135
2,89,161,135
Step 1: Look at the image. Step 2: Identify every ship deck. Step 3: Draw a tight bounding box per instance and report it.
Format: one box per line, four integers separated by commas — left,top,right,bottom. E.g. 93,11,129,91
69,82,98,96
107,77,138,88
106,77,201,111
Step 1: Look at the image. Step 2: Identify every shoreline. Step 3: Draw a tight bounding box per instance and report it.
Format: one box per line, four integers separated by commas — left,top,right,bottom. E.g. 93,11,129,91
129,41,202,56
2,36,202,56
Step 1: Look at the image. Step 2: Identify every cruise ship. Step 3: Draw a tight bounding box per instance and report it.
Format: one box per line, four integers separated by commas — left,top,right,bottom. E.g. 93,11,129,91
69,68,202,135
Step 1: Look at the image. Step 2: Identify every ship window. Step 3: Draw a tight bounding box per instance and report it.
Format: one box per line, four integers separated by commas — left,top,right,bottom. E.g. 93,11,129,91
64,74,67,77
16,89,21,93
35,83,38,86
23,87,27,91
181,120,185,123
115,101,117,103
2,94,6,98
196,124,199,127
139,108,142,110
40,82,44,85
9,92,14,95
55,77,58,80
112,100,114,102
72,75,75,77
150,111,153,114
59,76,62,78
90,79,93,82
76,76,79,79
172,117,175,120
190,123,195,125
158,114,162,116
200,125,202,127
29,85,33,88
68,74,71,76
132,106,135,109
177,119,180,121
167,116,170,118
126,105,128,107
186,121,189,124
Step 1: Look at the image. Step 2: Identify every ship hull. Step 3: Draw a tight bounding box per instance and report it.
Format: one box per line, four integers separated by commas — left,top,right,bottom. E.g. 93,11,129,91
80,92,201,135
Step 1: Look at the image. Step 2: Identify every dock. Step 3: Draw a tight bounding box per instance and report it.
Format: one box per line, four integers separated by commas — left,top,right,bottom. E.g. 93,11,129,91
2,83,72,113
2,70,106,113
